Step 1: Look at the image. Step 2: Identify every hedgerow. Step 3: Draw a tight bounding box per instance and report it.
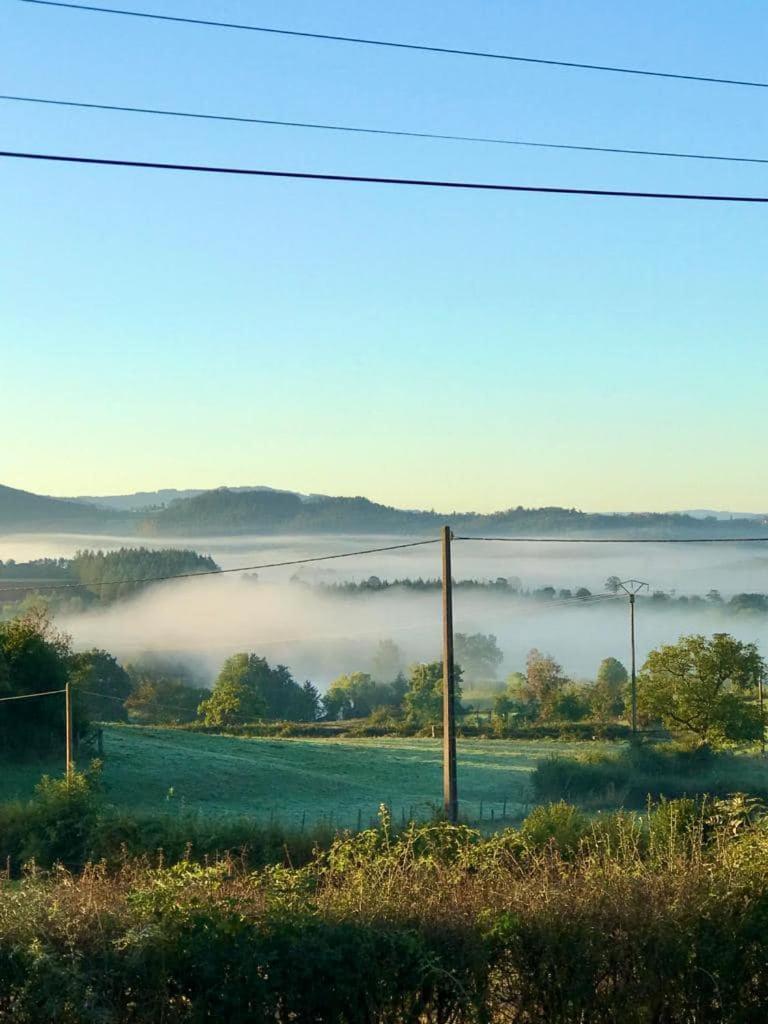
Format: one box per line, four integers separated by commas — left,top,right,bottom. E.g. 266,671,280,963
2,790,768,1021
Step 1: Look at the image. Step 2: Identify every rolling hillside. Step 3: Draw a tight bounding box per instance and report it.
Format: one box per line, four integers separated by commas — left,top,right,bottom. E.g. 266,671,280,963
0,483,122,532
2,481,767,539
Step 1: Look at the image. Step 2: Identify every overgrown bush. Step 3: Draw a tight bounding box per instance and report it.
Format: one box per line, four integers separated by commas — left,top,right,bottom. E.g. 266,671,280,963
532,742,768,807
0,766,335,875
3,801,768,1021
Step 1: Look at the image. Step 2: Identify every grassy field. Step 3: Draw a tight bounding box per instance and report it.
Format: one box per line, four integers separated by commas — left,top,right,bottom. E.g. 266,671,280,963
0,726,617,828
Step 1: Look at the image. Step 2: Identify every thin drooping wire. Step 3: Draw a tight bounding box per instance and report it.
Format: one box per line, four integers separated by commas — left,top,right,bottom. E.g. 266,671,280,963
0,688,66,703
4,150,768,203
456,536,768,544
81,688,197,715
1,533,766,601
19,1,768,91
3,94,767,167
0,538,439,598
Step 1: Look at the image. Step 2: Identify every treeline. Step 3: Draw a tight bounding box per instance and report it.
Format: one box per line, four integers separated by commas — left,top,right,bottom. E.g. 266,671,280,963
3,606,764,754
130,484,768,536
0,557,71,581
309,573,768,617
71,547,219,602
0,611,486,753
0,547,219,612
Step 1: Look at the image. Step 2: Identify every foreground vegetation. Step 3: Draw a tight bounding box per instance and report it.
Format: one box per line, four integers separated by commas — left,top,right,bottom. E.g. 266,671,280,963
534,742,768,807
2,789,768,1022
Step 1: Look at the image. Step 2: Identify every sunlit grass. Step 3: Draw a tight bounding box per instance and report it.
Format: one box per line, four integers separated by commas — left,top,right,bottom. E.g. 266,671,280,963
0,725,617,828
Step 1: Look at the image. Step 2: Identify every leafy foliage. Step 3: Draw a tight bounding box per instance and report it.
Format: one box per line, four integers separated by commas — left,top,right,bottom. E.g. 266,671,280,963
454,631,503,681
198,653,320,726
69,649,132,722
404,660,463,728
5,801,768,1020
71,546,219,602
639,632,766,746
0,609,85,755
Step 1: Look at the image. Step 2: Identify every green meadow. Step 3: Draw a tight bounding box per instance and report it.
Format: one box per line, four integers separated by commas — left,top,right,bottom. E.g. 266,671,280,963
0,726,616,828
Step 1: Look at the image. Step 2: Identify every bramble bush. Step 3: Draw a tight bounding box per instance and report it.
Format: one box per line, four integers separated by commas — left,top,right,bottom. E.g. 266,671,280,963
3,799,768,1020
531,742,768,807
0,766,335,875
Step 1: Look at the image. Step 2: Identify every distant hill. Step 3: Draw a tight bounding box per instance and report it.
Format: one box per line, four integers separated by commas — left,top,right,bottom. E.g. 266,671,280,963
137,488,768,539
71,484,308,512
0,483,121,532
4,482,768,539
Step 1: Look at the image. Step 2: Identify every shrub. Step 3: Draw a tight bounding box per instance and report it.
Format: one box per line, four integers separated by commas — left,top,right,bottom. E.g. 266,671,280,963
518,800,590,855
4,806,768,1020
532,743,768,808
0,768,335,875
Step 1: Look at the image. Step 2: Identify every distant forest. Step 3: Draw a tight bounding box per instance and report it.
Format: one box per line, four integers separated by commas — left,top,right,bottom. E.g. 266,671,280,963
306,575,768,617
140,490,768,538
5,548,768,621
2,481,767,538
0,548,219,610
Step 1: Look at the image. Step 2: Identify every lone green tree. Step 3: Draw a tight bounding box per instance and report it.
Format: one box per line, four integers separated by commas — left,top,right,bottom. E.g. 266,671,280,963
454,633,503,682
638,633,765,748
323,672,378,720
404,661,463,729
198,654,268,726
522,649,568,719
589,656,628,721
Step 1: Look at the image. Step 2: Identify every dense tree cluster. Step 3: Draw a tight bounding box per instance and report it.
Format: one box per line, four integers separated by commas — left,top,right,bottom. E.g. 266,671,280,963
0,557,73,581
0,609,86,755
71,547,219,602
199,654,321,726
0,548,221,614
69,649,133,723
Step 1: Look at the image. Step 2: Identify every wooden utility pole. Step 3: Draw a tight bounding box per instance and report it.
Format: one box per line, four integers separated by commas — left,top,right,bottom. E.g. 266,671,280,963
65,681,73,779
441,525,458,822
759,672,765,757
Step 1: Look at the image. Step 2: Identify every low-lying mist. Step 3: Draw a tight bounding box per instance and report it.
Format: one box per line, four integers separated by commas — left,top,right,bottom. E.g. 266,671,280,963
57,577,768,691
6,531,768,689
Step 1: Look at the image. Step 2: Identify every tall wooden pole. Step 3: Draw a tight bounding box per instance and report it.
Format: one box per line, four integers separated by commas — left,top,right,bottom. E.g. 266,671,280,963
441,525,458,822
759,672,765,757
629,593,637,738
65,681,73,780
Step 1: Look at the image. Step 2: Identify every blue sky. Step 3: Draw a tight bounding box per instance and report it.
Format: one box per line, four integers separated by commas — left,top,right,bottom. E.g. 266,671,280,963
2,0,767,512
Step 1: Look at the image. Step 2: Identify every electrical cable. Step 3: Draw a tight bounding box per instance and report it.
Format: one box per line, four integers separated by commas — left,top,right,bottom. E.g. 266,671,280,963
456,535,768,543
19,1,768,91
0,538,439,598
3,93,767,167
3,150,768,203
0,688,66,703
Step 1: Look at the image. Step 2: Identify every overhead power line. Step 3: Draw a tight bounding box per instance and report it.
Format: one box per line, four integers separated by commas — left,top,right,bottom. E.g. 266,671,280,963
20,0,768,91
3,150,768,204
0,538,440,597
0,688,65,703
4,93,768,168
0,534,766,602
456,536,768,543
